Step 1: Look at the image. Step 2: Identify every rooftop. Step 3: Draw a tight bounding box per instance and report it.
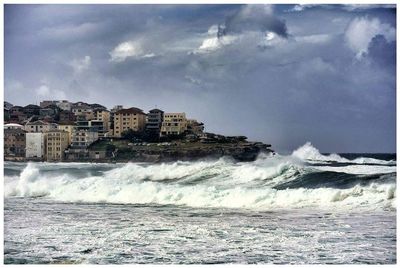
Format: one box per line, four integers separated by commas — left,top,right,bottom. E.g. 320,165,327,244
115,107,145,115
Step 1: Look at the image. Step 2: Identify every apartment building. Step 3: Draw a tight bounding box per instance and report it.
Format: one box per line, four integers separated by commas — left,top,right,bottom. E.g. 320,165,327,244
146,109,164,135
57,122,76,145
160,113,188,136
46,130,69,161
94,109,111,135
4,128,26,157
26,132,45,159
113,107,146,137
25,120,58,133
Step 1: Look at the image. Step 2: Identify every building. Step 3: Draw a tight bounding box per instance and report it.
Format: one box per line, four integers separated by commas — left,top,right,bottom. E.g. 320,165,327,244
26,132,45,159
187,119,205,135
146,109,164,134
39,104,60,118
59,110,76,122
65,128,99,160
113,107,146,137
41,100,72,111
22,104,41,117
4,128,26,157
4,101,13,110
160,113,188,136
94,109,111,135
90,103,107,110
71,129,99,148
71,102,94,120
40,100,57,108
56,100,72,111
46,130,69,161
25,120,58,133
57,122,76,145
110,105,123,136
4,123,24,130
75,120,105,138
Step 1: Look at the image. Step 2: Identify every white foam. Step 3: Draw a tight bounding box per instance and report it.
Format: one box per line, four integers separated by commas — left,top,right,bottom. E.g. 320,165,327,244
4,160,396,211
292,142,395,165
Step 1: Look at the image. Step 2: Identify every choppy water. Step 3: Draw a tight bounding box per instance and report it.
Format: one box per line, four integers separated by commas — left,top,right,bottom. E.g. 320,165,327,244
3,142,397,264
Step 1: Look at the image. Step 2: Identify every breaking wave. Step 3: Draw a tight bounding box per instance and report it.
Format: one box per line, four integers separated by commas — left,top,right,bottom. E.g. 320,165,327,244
4,143,396,211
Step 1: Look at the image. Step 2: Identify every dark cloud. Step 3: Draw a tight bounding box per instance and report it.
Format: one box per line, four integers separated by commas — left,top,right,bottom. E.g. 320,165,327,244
4,4,396,153
224,5,288,37
367,34,396,68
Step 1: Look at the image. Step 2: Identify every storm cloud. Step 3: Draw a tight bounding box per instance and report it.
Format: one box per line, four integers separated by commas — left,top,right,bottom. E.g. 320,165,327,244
4,4,396,153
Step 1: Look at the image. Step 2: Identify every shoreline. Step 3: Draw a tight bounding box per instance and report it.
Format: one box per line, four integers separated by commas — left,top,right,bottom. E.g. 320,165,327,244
5,140,274,164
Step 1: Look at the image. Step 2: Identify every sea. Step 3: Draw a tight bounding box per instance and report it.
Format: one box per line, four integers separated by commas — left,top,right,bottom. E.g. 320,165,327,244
3,142,397,264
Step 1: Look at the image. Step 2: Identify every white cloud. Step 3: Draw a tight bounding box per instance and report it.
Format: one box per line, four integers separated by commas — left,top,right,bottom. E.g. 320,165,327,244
195,35,238,54
344,17,396,58
296,34,333,44
35,84,66,99
109,41,155,62
36,85,50,96
70,55,91,73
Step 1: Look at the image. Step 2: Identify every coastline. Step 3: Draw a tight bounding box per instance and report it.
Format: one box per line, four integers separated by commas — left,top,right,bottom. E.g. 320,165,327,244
5,140,274,164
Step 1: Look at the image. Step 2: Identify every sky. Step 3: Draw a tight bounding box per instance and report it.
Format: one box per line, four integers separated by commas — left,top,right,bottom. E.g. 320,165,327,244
4,4,397,153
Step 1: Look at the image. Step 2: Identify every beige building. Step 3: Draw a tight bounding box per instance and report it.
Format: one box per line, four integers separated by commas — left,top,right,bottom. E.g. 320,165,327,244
160,113,188,136
46,130,69,161
113,107,146,137
25,120,57,133
57,122,76,145
94,109,111,135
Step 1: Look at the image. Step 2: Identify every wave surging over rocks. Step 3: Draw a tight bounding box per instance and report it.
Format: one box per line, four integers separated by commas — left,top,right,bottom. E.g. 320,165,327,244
4,143,396,211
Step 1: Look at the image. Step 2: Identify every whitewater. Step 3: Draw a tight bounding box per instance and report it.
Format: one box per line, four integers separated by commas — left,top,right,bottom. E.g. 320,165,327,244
4,143,397,264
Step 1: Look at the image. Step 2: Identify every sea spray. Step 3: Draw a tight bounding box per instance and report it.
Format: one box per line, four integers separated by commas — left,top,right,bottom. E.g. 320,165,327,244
4,143,396,211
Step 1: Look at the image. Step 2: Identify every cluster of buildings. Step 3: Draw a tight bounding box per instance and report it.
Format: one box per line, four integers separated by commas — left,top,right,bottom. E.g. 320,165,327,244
4,100,205,161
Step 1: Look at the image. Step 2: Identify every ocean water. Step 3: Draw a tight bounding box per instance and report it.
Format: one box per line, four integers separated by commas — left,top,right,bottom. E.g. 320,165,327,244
3,142,397,264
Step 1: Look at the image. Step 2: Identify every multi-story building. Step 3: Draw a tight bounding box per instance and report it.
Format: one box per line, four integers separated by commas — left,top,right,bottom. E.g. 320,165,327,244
46,130,69,161
23,104,41,117
59,110,76,122
71,129,99,148
57,122,76,145
113,107,146,137
71,102,94,120
25,120,58,133
40,100,57,108
39,104,60,118
187,119,205,135
40,100,72,111
146,109,164,135
94,109,111,135
65,128,99,160
26,132,45,159
160,113,188,136
9,106,27,123
4,128,26,157
56,100,72,111
110,105,123,136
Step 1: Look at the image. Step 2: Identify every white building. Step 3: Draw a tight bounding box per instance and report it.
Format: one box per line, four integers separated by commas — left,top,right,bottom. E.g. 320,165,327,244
56,100,72,111
25,132,45,159
4,123,24,130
